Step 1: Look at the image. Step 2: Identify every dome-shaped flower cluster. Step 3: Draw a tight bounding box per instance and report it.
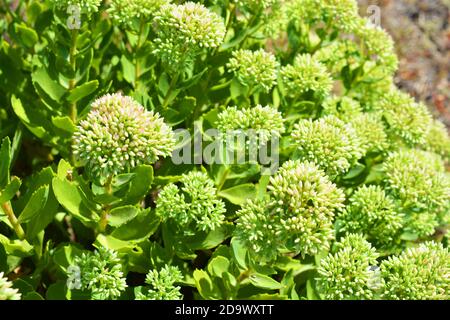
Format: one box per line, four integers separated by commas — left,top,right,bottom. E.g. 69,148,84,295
291,116,363,177
286,0,359,32
286,0,323,26
49,0,102,15
227,49,279,92
68,247,127,300
338,186,403,248
383,149,449,211
235,160,345,261
317,234,381,300
108,0,168,25
356,19,398,74
383,149,449,237
280,54,333,101
72,93,175,179
0,272,21,300
135,265,183,300
321,0,360,32
153,2,226,71
380,242,449,300
421,119,450,160
234,0,277,11
156,171,226,232
314,40,362,76
349,113,389,155
322,97,388,155
216,105,285,145
377,89,432,146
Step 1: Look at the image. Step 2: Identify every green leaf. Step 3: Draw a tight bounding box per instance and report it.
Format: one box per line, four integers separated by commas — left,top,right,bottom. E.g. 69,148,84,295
113,173,136,189
52,244,84,272
249,273,282,290
15,24,38,48
121,55,135,85
230,78,248,99
32,68,66,103
121,165,154,205
0,137,11,188
0,234,33,258
188,223,234,250
0,177,22,203
193,269,218,300
107,205,139,227
343,163,366,180
51,116,76,134
14,167,59,239
218,183,256,205
52,177,97,226
111,208,160,242
46,281,69,300
280,269,295,296
275,256,316,275
67,80,99,103
11,96,51,140
231,237,248,271
208,256,230,278
56,159,73,180
400,232,419,241
94,234,135,251
18,185,49,223
222,271,238,294
23,292,45,300
306,279,319,300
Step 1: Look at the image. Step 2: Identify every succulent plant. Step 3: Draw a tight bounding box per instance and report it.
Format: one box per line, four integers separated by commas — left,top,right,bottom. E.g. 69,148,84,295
72,93,175,179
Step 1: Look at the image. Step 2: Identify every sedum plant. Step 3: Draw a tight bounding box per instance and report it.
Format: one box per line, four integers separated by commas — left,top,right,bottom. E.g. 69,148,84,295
227,49,279,93
156,171,226,232
337,186,403,249
280,54,333,102
72,93,175,180
316,234,381,300
67,247,128,300
235,160,345,261
380,242,450,300
0,0,448,302
135,265,183,300
291,116,363,177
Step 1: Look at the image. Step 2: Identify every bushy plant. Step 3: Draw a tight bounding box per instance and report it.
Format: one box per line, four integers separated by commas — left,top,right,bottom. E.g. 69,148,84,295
0,0,448,301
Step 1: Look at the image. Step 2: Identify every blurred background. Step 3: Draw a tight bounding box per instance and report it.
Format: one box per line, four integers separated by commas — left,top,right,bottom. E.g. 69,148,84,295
358,0,450,130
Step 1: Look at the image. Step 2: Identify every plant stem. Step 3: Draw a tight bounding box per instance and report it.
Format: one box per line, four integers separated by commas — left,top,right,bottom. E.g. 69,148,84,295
161,73,180,110
1,202,25,240
69,29,79,123
98,175,114,233
69,29,79,166
134,18,145,90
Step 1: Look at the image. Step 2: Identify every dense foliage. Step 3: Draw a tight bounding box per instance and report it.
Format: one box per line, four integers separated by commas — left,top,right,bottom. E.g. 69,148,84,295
0,0,449,300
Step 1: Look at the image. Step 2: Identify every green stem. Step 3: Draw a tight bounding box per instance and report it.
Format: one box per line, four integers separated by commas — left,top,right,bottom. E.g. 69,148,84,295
134,18,145,90
98,175,114,234
69,29,79,166
236,269,251,284
68,29,79,123
1,202,25,240
161,73,180,110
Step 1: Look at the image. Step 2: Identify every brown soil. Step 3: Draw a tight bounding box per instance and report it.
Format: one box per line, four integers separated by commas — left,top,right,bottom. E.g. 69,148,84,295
358,0,450,128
